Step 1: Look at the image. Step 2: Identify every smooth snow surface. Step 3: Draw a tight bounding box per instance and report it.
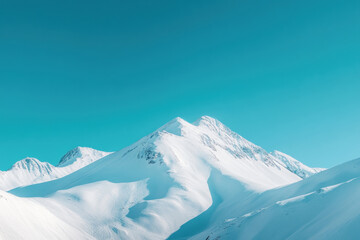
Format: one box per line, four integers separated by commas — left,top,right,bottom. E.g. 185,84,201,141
0,190,94,240
2,116,356,240
190,157,360,240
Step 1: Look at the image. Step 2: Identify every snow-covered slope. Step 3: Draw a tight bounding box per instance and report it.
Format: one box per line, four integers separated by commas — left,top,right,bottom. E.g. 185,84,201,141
4,116,350,240
0,189,94,240
271,150,325,178
0,147,111,191
8,116,301,239
190,157,360,240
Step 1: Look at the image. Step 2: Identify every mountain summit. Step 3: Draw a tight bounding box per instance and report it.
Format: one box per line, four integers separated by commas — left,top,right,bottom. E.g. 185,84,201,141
10,157,53,172
58,146,111,167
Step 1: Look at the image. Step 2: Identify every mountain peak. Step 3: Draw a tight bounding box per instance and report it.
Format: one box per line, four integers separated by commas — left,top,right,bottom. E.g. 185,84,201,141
194,115,220,126
194,115,230,131
157,116,229,137
19,157,39,163
167,117,188,127
10,157,53,172
155,117,191,136
57,146,111,167
193,116,246,141
58,147,84,166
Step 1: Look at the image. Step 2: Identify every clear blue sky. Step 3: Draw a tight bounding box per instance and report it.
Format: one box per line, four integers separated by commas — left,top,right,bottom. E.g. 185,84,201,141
0,0,359,170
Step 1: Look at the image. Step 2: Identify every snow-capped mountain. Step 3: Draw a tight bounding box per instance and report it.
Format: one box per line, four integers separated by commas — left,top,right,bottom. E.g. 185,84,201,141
271,150,325,178
6,116,301,239
0,157,57,191
2,116,356,240
0,147,111,191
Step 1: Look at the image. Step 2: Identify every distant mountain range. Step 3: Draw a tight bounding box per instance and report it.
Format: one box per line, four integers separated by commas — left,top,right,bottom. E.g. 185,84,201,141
0,147,111,191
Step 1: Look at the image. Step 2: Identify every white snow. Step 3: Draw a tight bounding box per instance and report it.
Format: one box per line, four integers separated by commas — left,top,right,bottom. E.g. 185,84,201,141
0,190,93,240
2,116,355,240
271,150,325,178
0,147,111,191
190,157,360,240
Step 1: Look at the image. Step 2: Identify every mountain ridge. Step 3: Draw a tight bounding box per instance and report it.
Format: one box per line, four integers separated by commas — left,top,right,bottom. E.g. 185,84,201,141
271,150,325,178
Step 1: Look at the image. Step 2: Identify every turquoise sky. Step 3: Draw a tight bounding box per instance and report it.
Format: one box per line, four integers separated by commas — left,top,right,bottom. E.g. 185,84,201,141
0,0,359,170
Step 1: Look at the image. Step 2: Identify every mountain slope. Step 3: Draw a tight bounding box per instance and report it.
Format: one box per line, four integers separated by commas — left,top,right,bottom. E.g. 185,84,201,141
0,147,111,191
190,157,360,240
271,150,325,178
0,189,93,240
9,116,302,239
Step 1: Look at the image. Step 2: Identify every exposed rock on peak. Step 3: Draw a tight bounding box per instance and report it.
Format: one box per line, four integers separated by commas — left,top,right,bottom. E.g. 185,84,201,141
58,146,111,167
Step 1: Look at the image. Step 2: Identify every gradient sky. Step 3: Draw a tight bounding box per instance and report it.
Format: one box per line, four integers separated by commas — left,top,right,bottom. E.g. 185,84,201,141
0,0,359,170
